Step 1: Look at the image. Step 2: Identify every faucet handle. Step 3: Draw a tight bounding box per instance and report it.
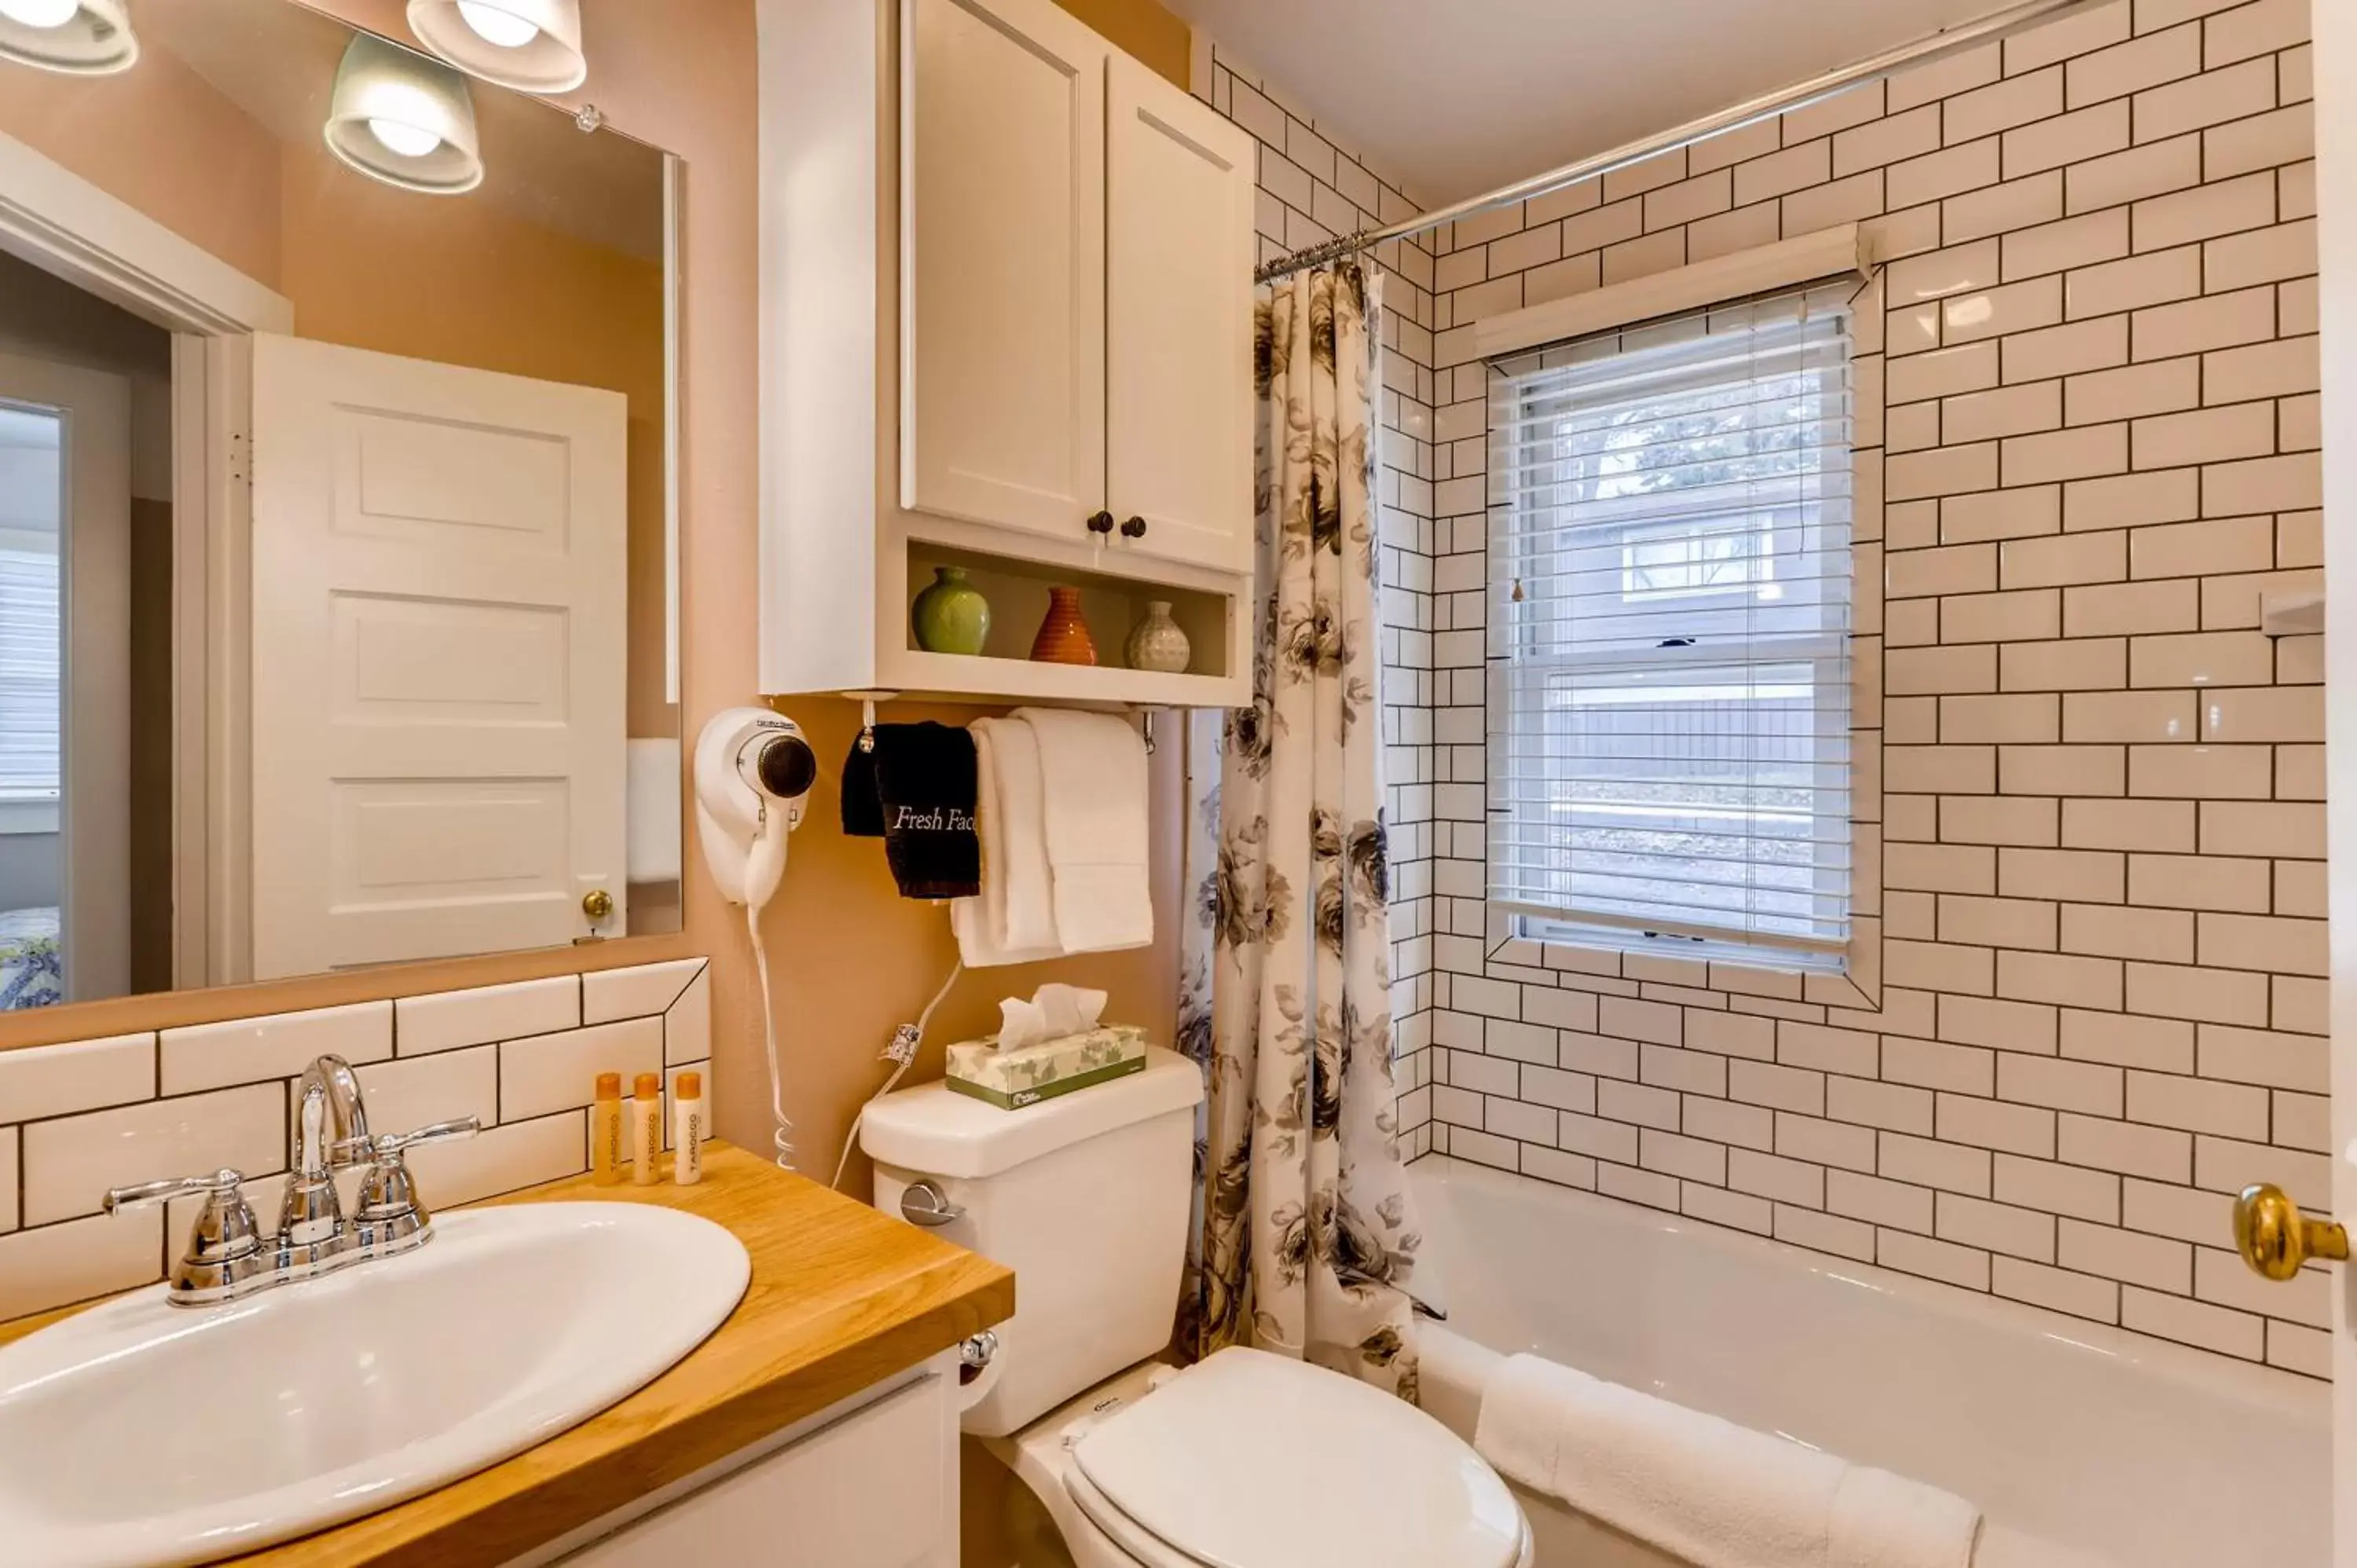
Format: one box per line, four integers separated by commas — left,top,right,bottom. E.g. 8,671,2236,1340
104,1167,249,1214
330,1115,479,1169
351,1117,481,1244
104,1169,269,1304
365,1108,476,1155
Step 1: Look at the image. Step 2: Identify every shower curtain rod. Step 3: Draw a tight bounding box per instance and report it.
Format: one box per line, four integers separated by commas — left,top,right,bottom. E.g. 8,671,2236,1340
1253,0,2106,284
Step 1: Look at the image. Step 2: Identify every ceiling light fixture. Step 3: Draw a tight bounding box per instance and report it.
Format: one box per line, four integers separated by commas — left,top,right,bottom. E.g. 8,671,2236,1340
456,1,537,48
405,0,585,93
0,0,137,75
324,32,483,196
0,0,81,27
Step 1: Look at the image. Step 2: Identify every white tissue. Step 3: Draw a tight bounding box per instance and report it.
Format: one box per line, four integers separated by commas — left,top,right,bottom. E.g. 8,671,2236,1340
995,983,1108,1052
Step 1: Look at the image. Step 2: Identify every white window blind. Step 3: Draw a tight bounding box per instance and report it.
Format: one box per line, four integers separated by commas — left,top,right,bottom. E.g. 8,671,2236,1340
0,539,60,802
1487,287,1855,963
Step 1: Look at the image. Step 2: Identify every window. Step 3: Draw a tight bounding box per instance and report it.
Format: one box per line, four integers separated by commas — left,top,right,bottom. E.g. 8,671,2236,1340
1487,288,1855,967
0,534,60,805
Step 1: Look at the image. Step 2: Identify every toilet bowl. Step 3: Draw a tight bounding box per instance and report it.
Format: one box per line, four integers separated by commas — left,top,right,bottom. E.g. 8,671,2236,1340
861,1046,1531,1568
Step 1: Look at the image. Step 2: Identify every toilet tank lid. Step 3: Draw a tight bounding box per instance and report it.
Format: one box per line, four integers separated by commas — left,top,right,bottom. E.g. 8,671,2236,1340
860,1045,1204,1178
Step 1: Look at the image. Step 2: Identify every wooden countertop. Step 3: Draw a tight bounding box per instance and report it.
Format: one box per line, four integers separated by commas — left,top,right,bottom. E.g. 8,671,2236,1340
0,1144,1015,1567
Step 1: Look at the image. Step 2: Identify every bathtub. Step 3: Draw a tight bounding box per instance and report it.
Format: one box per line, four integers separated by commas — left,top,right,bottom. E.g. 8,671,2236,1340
1407,1156,2328,1568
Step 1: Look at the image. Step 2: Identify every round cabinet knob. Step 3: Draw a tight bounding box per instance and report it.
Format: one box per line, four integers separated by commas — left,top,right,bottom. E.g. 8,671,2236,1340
581,888,614,922
1120,516,1147,539
2232,1183,2349,1281
1086,510,1116,536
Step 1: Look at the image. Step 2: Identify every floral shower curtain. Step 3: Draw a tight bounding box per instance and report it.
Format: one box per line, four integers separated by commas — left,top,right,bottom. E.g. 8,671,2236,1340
1175,262,1426,1401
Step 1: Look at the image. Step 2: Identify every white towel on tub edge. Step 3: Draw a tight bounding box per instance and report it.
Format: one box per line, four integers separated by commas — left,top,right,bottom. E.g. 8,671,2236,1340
1474,1351,1981,1568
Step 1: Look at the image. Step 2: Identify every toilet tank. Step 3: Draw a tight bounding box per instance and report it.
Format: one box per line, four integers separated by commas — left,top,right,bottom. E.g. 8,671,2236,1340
862,1046,1204,1438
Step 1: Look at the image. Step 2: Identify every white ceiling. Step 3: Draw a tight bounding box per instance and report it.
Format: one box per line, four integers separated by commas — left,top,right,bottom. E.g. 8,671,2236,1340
1164,0,2012,206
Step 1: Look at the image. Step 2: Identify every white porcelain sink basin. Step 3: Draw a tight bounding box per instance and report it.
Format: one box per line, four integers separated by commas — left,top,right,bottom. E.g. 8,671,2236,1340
0,1202,750,1568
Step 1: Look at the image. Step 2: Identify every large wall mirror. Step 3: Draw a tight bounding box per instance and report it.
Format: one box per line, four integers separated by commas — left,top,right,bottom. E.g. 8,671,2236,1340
0,0,680,1012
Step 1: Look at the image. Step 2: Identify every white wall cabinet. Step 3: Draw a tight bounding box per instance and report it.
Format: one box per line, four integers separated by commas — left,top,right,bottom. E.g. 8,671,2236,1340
901,0,1106,545
1104,53,1255,577
759,0,1255,708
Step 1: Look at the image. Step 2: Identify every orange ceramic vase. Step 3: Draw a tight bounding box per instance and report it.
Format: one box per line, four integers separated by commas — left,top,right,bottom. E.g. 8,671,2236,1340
1030,586,1098,666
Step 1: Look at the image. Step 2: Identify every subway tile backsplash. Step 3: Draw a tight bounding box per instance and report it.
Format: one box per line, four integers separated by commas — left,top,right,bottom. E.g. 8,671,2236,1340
0,958,711,1324
1391,0,2324,1379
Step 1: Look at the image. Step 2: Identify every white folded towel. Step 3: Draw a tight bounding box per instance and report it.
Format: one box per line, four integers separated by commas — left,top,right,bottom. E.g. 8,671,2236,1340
951,717,1061,969
1475,1353,1981,1568
1013,706,1153,954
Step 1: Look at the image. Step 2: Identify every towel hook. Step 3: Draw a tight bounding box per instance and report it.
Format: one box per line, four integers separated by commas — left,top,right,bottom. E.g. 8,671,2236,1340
847,689,899,754
1139,709,1157,755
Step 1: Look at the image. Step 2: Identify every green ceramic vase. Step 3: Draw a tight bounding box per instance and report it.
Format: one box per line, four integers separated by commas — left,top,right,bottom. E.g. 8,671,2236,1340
911,565,992,656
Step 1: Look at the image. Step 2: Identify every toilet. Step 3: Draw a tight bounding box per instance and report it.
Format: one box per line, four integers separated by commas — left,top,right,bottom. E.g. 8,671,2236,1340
862,1046,1532,1568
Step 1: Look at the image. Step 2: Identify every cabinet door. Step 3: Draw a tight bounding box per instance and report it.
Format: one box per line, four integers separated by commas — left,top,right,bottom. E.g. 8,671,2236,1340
558,1374,954,1567
902,0,1106,541
1105,55,1256,575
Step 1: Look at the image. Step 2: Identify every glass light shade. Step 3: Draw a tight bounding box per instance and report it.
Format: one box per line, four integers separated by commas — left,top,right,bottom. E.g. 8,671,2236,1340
0,0,81,28
323,32,482,196
0,0,137,75
405,0,584,92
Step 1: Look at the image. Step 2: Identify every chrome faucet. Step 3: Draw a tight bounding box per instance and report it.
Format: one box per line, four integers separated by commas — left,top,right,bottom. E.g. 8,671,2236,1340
281,1053,372,1269
104,1054,480,1306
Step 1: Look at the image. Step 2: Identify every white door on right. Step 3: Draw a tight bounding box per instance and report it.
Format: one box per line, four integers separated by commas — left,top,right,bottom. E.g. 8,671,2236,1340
247,333,629,980
2314,5,2354,1566
1104,53,1256,576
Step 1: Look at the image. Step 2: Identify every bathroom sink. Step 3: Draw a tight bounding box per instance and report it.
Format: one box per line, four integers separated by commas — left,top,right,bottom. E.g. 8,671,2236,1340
0,1202,751,1568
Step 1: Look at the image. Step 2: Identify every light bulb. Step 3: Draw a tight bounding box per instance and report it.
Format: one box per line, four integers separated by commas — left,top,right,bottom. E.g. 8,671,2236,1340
368,117,443,159
456,1,538,48
0,0,81,28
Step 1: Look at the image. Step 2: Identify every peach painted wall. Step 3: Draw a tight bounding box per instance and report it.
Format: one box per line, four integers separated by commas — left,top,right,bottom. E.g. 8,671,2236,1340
1054,0,1190,86
0,39,283,288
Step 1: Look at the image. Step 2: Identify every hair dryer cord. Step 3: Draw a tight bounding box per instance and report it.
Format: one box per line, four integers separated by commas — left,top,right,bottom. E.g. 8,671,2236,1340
746,901,794,1170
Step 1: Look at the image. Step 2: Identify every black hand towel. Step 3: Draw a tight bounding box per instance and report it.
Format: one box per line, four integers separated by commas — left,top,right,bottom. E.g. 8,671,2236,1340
841,737,885,837
845,722,981,900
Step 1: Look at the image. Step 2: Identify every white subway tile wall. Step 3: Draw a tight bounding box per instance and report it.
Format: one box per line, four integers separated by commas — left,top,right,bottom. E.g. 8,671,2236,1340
1194,44,1443,1136
0,958,712,1323
1408,0,2322,1376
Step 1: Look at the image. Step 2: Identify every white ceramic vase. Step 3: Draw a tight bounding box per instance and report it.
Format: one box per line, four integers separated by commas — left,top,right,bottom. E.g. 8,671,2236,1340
1124,601,1190,674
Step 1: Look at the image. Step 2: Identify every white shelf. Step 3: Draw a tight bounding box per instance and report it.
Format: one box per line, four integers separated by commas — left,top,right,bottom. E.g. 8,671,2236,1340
862,649,1245,709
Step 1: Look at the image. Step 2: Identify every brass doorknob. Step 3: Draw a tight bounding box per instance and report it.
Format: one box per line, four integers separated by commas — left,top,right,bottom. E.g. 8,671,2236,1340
581,888,614,922
2231,1184,2348,1281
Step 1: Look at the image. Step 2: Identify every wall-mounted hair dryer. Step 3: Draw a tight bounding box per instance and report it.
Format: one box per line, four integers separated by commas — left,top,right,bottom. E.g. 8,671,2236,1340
692,706,819,1168
694,707,819,910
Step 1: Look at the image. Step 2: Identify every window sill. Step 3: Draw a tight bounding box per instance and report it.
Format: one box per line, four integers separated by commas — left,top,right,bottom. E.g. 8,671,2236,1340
1480,903,1884,1015
1512,915,1847,977
0,800,59,836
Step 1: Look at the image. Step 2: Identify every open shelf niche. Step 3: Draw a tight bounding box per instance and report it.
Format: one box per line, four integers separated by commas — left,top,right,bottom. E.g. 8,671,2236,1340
882,539,1251,709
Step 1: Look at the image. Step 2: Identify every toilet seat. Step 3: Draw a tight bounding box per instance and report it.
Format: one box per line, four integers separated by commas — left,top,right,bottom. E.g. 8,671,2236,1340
1063,1346,1529,1568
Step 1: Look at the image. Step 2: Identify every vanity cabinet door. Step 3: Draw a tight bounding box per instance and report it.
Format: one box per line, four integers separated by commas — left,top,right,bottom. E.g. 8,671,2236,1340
1104,55,1257,575
900,0,1107,544
557,1372,955,1567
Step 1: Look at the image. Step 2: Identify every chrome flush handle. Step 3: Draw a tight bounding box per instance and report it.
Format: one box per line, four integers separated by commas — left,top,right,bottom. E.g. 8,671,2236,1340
899,1179,965,1227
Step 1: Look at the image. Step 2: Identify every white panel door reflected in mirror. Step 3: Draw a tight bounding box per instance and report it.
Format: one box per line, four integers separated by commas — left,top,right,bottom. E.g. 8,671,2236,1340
0,0,680,1009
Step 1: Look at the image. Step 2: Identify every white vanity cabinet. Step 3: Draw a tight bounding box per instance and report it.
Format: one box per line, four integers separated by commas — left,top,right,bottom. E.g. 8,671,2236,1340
758,0,1256,708
534,1352,963,1568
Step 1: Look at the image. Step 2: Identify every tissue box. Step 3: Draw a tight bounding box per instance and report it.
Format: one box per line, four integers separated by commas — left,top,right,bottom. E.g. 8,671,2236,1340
946,1024,1149,1111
